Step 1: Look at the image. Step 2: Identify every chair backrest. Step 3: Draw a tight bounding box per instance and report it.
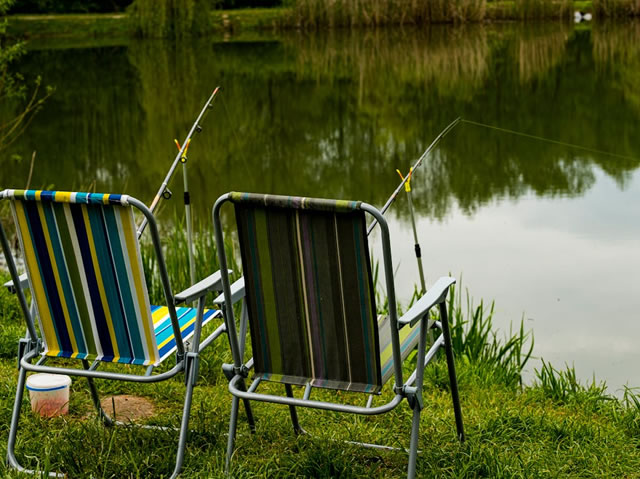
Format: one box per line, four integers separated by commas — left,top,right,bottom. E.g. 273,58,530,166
1,189,160,366
229,192,383,393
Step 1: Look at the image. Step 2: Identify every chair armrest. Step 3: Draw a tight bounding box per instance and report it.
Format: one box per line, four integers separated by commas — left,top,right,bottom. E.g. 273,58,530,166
398,276,456,328
213,277,245,306
4,273,29,294
174,270,232,305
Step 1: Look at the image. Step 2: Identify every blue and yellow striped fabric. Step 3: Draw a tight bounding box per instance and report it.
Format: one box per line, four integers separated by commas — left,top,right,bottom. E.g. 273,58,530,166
3,189,218,366
152,306,219,363
378,315,421,386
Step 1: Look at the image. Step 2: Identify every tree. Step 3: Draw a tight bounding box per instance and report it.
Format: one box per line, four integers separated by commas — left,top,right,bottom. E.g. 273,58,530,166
129,0,211,38
8,0,133,14
0,0,52,152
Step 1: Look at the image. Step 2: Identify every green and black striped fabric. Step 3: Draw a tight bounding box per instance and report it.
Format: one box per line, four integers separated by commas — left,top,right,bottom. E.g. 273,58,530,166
231,193,382,394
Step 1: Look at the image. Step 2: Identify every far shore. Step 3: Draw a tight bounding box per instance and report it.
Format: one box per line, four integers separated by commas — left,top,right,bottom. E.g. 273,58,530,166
4,2,607,40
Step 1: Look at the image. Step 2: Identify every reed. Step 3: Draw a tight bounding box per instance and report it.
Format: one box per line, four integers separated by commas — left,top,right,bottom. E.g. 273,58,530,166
593,0,640,17
288,26,490,100
514,0,573,20
445,283,534,387
592,21,640,65
514,24,570,83
622,386,640,413
139,214,240,305
534,360,611,408
289,0,486,28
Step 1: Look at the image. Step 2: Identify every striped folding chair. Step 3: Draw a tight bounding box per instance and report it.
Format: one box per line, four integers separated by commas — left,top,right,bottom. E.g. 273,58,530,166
0,189,240,479
213,192,465,479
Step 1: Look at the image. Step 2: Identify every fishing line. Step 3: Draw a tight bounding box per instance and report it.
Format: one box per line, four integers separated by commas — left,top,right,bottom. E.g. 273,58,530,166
371,116,639,237
366,114,640,297
460,119,639,162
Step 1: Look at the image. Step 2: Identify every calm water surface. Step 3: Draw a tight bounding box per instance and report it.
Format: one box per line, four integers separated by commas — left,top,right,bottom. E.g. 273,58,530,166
2,22,639,390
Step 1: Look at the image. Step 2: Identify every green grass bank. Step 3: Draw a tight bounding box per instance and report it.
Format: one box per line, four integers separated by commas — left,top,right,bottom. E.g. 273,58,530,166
7,0,634,40
1,229,640,479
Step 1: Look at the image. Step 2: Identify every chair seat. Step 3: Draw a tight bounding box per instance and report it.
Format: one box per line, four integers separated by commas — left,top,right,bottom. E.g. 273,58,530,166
257,314,422,393
41,306,221,366
151,306,222,364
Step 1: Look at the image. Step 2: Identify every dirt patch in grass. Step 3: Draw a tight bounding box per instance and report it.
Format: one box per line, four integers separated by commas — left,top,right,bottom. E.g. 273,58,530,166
100,395,155,422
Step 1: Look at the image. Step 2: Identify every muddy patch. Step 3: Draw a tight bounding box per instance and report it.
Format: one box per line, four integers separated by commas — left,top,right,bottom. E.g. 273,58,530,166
100,395,155,422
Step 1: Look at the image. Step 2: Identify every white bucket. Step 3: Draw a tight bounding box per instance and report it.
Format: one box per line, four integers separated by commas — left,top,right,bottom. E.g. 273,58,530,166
26,374,72,417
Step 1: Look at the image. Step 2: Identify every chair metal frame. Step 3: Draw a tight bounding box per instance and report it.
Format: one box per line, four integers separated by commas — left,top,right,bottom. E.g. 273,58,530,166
213,192,465,479
0,191,245,478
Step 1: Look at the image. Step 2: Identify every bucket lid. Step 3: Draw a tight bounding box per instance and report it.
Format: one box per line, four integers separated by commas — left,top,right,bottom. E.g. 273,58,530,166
26,373,72,392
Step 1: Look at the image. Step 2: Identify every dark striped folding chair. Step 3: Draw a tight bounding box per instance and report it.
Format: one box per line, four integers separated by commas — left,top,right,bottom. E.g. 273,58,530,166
213,192,465,479
0,189,245,478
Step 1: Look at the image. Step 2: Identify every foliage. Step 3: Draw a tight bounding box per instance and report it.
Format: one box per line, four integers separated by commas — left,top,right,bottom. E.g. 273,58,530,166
8,0,133,14
0,0,52,152
129,0,213,38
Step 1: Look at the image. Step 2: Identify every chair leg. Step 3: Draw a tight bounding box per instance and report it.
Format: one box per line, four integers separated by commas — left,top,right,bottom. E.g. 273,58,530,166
285,384,304,435
237,304,256,433
407,315,430,479
6,365,63,477
242,397,256,433
407,406,422,479
82,360,114,426
6,365,27,472
439,302,465,442
225,395,240,473
225,374,257,473
170,354,198,479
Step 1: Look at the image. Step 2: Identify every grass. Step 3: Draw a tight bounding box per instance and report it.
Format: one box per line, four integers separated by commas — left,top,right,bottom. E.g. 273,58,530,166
1,232,640,477
5,12,134,39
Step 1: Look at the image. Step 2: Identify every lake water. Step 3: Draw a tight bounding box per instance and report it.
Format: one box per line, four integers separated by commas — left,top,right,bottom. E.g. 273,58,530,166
2,22,639,392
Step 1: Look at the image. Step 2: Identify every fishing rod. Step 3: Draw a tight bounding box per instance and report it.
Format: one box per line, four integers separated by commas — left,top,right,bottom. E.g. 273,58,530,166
367,116,462,236
137,87,221,285
395,167,426,294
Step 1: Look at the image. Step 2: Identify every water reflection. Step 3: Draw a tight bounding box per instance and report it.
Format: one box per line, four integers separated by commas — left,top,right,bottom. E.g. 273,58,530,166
1,21,640,390
2,24,639,223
